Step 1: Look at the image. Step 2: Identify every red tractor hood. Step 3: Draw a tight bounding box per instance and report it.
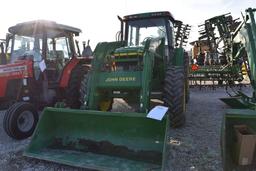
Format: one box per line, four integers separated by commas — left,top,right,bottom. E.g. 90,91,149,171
0,60,34,97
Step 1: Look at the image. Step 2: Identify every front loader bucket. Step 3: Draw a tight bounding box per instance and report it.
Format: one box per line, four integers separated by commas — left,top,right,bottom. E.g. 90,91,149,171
222,109,256,171
24,107,169,171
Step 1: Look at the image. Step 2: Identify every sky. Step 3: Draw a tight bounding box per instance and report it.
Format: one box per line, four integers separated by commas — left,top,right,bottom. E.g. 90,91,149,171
0,0,255,49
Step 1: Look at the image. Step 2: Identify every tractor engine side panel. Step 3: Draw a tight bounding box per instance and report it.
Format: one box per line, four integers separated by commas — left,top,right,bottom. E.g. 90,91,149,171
0,60,33,98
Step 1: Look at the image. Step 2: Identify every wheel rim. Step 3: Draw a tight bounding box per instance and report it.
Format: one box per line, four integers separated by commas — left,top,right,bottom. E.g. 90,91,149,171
17,111,34,132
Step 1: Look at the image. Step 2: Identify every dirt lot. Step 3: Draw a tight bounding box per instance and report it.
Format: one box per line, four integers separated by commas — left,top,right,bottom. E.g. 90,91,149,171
0,86,252,171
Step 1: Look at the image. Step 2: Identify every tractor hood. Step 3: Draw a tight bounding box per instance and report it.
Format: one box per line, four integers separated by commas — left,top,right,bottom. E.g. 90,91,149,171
0,60,33,77
113,46,144,56
0,60,34,97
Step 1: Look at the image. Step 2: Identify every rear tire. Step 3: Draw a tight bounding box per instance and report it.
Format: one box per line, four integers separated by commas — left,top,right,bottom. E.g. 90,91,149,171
3,102,38,140
163,66,186,128
66,65,88,109
80,73,89,108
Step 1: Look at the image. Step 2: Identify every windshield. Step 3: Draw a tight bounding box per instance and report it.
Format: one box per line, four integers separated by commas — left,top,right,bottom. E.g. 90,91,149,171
126,18,168,46
11,34,71,63
47,37,71,60
11,35,41,62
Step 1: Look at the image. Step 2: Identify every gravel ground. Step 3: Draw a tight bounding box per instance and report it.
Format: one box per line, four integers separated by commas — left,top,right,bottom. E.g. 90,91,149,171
169,87,226,171
0,86,252,171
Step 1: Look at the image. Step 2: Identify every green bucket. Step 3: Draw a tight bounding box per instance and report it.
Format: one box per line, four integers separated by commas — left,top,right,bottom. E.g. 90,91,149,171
24,107,169,171
221,109,256,171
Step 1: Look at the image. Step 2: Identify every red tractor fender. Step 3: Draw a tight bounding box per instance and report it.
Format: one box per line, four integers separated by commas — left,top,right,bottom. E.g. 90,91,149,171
59,57,81,88
0,60,34,97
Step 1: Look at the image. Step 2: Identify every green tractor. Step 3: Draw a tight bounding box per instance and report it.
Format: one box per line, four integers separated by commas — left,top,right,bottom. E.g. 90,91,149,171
24,11,189,170
219,8,256,170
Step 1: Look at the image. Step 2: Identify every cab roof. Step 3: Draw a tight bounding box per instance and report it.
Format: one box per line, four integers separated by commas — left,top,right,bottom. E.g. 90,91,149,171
123,11,175,22
8,20,81,37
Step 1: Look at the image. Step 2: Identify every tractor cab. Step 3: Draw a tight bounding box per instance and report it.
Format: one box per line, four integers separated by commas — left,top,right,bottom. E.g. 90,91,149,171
7,20,82,83
124,11,175,44
120,11,175,59
112,12,177,92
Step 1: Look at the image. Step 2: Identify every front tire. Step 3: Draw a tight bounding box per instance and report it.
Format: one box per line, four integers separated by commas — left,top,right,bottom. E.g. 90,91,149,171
163,66,186,128
3,102,38,140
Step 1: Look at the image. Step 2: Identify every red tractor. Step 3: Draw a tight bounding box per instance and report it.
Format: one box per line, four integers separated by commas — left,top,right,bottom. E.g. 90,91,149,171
1,20,91,139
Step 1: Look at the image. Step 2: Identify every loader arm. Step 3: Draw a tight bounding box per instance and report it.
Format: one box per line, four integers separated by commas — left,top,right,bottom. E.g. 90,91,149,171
221,8,256,170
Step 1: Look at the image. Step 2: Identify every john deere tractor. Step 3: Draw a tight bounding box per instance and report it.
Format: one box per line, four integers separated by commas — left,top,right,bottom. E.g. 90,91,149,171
1,20,91,140
24,12,188,170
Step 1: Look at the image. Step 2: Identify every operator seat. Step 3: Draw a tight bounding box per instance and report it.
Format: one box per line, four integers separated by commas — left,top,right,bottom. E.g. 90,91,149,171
46,50,65,87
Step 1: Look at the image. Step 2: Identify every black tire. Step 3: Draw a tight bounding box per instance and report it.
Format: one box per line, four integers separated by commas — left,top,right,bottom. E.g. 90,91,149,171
79,73,89,108
0,100,16,110
3,102,38,140
66,64,88,109
163,66,186,128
